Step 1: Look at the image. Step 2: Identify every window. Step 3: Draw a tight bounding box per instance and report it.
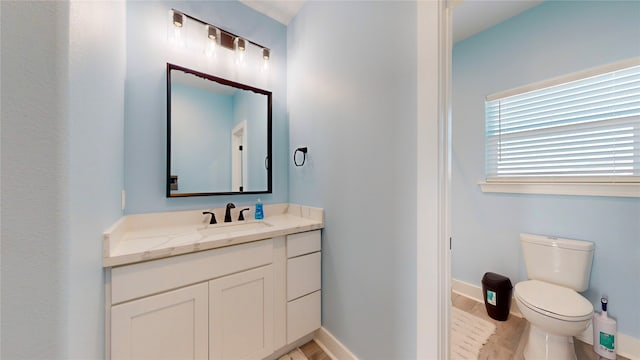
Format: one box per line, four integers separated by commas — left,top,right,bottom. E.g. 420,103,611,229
482,58,640,197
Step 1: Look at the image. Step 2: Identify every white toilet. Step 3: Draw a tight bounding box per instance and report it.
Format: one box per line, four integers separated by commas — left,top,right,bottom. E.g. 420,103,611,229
514,233,595,360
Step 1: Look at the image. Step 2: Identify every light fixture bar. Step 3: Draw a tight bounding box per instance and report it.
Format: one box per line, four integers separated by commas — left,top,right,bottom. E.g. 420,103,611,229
172,9,270,54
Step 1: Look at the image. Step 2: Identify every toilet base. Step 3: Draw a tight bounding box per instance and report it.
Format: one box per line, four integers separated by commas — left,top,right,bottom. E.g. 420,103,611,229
524,324,576,360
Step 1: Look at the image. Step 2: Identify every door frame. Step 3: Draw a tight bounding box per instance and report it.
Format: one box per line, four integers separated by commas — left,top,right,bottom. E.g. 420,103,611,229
231,121,248,192
416,1,452,359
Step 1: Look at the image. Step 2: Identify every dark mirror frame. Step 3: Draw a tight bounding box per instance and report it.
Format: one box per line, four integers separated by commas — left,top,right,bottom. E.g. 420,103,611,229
166,63,272,197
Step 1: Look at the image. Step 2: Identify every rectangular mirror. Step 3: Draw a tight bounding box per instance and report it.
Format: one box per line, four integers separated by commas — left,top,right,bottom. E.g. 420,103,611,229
167,63,272,197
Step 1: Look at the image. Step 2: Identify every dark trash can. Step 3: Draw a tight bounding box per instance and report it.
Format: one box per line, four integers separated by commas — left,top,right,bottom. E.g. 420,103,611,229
482,272,513,321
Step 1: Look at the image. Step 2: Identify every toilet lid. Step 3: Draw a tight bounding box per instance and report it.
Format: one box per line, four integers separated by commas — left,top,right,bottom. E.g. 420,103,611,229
515,280,593,319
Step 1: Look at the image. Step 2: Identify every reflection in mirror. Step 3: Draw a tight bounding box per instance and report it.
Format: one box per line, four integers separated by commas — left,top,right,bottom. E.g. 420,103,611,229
167,63,272,197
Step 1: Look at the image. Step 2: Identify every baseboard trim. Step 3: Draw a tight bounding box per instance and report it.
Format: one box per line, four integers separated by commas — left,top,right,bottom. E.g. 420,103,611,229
314,327,358,360
452,278,640,359
617,332,640,360
575,321,640,360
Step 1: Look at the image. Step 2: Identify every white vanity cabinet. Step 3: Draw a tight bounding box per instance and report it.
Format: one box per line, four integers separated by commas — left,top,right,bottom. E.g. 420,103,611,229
107,239,275,360
105,223,322,360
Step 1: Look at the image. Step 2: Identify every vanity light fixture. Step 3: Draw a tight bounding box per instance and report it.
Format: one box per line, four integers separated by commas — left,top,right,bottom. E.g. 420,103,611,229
207,25,217,40
170,9,271,64
235,38,246,64
206,25,218,57
170,10,186,47
172,11,183,27
236,38,246,51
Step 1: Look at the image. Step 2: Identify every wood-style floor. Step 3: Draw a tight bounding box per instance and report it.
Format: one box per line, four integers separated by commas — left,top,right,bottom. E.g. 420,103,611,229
452,292,629,360
282,340,331,360
286,293,628,360
300,341,332,360
452,292,526,358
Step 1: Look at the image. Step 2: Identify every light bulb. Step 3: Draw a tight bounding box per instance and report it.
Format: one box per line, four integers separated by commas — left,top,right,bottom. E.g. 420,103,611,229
173,12,183,27
168,10,185,47
207,25,217,41
235,38,246,65
205,26,217,57
236,38,246,51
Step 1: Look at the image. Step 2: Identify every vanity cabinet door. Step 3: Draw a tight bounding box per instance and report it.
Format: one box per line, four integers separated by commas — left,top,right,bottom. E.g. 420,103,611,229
209,265,274,360
111,282,208,360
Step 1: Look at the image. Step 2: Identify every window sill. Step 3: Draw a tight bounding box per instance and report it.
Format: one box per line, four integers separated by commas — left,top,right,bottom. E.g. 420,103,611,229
479,182,640,198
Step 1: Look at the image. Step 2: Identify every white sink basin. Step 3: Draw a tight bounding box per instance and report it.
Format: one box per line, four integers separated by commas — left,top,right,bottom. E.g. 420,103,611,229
198,221,272,237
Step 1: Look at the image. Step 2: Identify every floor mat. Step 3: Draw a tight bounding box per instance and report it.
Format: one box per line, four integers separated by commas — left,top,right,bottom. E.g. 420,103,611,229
451,307,496,359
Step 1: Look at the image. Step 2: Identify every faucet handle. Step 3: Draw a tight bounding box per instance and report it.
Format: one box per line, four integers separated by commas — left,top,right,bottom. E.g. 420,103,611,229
202,211,217,224
238,208,250,221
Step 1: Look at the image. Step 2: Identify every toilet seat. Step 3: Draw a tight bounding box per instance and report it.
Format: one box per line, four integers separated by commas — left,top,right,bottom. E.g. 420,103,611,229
515,280,593,322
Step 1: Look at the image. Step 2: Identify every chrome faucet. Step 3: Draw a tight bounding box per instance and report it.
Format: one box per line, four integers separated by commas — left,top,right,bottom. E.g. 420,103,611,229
224,203,236,223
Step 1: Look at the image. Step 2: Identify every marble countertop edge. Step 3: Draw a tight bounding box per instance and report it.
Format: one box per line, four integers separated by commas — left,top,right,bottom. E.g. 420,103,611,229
103,204,323,268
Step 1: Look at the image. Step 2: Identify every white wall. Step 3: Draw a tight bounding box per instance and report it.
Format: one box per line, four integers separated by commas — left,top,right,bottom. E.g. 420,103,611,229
452,0,640,338
0,1,126,358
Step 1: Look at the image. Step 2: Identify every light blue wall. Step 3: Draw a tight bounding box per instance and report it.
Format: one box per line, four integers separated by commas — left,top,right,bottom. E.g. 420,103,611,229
288,2,418,358
124,1,287,213
1,2,126,358
172,84,233,193
452,1,640,337
1,2,69,357
66,2,127,357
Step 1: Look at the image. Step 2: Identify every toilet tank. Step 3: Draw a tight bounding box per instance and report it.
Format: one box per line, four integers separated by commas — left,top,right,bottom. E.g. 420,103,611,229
521,233,594,292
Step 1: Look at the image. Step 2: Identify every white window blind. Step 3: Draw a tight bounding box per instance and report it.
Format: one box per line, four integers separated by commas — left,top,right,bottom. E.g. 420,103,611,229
485,60,640,183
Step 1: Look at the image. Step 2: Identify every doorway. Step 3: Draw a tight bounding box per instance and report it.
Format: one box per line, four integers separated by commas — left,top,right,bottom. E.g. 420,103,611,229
231,121,247,192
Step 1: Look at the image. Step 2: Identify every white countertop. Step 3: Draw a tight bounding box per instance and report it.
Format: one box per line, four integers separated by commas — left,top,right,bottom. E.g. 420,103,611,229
103,204,323,267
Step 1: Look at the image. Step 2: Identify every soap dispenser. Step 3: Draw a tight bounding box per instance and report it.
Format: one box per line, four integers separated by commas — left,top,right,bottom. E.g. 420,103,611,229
593,296,617,359
254,198,264,220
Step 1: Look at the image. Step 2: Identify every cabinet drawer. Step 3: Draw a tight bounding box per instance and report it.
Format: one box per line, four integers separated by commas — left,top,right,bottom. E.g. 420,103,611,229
287,290,321,344
111,239,272,304
287,230,321,258
287,252,321,301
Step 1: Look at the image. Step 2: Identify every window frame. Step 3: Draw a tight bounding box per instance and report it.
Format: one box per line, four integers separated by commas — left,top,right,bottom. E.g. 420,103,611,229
480,58,640,198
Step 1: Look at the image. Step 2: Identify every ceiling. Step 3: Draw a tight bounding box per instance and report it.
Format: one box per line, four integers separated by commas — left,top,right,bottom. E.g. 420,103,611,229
240,0,543,42
239,0,305,25
452,0,543,43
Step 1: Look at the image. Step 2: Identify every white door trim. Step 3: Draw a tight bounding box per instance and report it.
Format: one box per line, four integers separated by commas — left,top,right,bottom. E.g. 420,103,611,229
231,121,247,192
416,1,451,359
